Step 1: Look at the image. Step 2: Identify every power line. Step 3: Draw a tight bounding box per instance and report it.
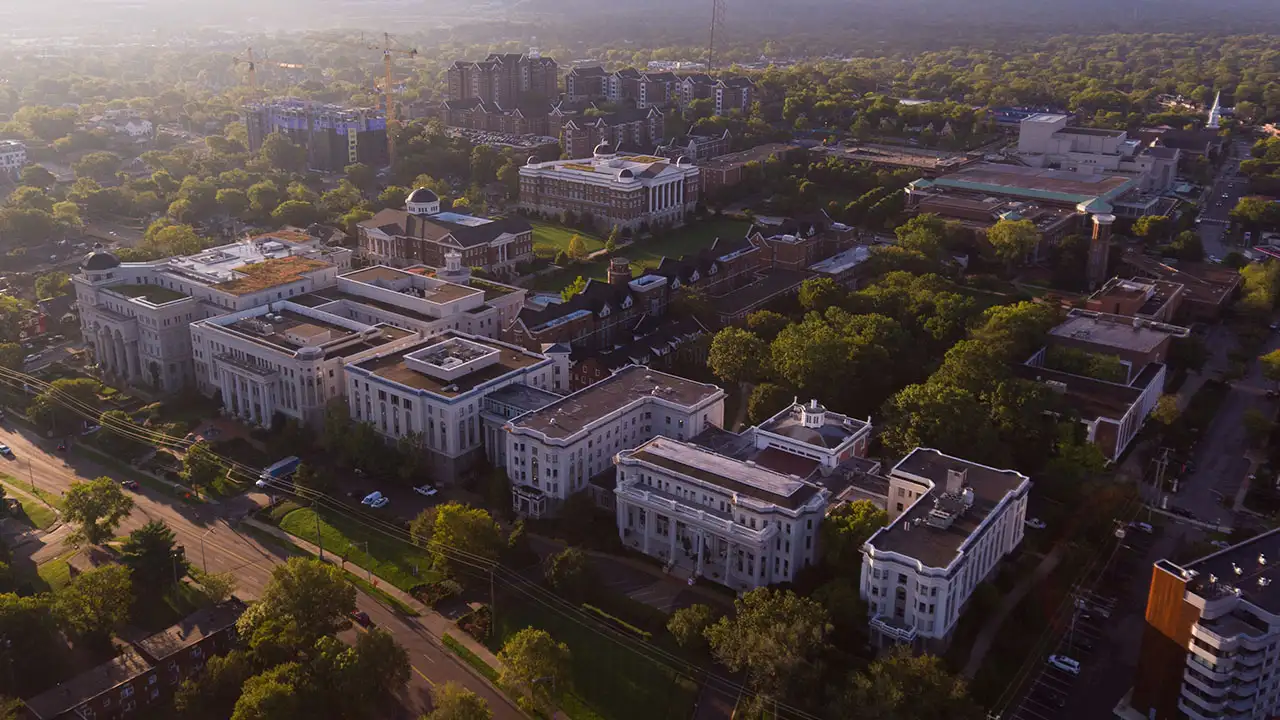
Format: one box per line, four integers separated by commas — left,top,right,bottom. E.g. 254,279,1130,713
5,366,826,720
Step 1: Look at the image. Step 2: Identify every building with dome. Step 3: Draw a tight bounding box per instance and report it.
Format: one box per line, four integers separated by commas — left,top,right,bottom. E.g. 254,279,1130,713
72,236,350,392
517,145,700,232
357,190,533,275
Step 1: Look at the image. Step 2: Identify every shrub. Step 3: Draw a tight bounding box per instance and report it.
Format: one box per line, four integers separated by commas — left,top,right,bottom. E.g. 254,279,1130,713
581,603,652,641
458,604,492,641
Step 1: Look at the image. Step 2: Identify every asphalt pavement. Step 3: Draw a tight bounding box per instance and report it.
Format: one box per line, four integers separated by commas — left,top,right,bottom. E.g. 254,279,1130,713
0,420,523,720
1197,139,1255,259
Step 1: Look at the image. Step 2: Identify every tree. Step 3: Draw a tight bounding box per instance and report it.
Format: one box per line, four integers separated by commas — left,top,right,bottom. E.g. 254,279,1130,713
175,650,255,720
822,500,888,573
1262,350,1280,385
121,520,182,590
746,310,789,342
71,151,120,181
378,185,409,209
566,234,588,261
1170,230,1204,261
424,682,492,720
258,132,307,173
19,164,56,189
545,547,592,601
1244,408,1273,448
217,188,250,218
1133,214,1173,241
34,271,70,300
605,226,621,254
498,628,571,712
190,568,238,605
747,382,792,425
0,592,62,696
986,218,1040,271
326,629,411,716
410,503,503,577
0,344,23,371
53,565,133,642
830,646,983,720
708,327,768,384
341,208,374,239
238,557,357,655
704,588,831,713
272,200,320,228
560,275,587,302
1151,394,1182,427
182,441,226,493
52,201,83,231
0,296,30,344
344,163,376,192
1232,196,1280,231
231,663,302,720
667,604,714,651
798,277,844,312
880,383,1004,464
62,476,134,547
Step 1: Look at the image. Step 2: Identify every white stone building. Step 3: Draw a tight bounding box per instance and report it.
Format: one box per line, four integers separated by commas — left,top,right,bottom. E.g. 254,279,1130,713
73,236,350,392
518,144,701,233
346,332,564,480
504,365,725,518
614,436,826,589
1016,113,1180,193
0,140,26,178
189,262,530,428
861,448,1031,652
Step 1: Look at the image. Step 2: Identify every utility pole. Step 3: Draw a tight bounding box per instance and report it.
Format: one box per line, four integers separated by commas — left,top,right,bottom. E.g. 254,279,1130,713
707,0,726,72
364,541,372,582
27,458,35,493
489,565,496,639
316,513,324,561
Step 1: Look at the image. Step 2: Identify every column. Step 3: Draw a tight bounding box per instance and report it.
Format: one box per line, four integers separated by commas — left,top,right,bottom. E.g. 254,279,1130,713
220,370,233,413
126,342,141,384
97,331,113,373
668,518,677,560
642,511,651,554
649,186,655,212
695,531,705,575
726,541,737,583
112,336,125,379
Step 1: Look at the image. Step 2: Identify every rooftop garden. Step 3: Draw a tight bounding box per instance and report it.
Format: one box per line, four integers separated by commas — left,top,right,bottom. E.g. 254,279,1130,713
215,256,329,296
108,283,189,304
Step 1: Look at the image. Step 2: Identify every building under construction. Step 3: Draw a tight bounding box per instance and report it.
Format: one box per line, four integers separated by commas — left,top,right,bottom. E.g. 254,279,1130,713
243,99,389,172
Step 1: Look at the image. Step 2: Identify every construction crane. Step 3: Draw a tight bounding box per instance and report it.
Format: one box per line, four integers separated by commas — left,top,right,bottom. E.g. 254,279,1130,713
357,33,417,165
233,48,307,97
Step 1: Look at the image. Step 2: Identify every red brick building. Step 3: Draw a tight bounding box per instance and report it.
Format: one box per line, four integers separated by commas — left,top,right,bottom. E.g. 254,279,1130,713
561,107,666,158
359,195,534,275
565,66,608,102
699,143,806,193
447,53,558,107
439,98,552,136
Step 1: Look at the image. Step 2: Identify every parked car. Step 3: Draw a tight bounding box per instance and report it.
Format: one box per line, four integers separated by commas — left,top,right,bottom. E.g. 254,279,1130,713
121,480,139,490
1129,521,1154,534
349,610,373,628
360,491,383,506
22,353,40,365
0,444,12,458
1025,517,1047,530
1210,540,1231,549
369,496,390,509
1047,655,1081,675
413,485,438,497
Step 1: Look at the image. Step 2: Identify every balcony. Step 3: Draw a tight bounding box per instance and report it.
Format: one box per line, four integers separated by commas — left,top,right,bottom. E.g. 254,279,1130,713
1178,696,1224,720
869,614,917,643
1187,651,1232,680
1181,689,1227,716
1183,669,1228,698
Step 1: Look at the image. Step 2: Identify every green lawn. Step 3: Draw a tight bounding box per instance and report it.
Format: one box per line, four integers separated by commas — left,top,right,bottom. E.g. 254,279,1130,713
526,219,751,294
0,474,64,511
532,222,606,259
278,507,439,592
11,495,57,530
35,549,78,592
488,594,699,720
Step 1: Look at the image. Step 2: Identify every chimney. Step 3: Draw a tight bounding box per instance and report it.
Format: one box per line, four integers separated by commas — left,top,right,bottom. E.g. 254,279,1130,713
608,257,633,286
946,467,967,494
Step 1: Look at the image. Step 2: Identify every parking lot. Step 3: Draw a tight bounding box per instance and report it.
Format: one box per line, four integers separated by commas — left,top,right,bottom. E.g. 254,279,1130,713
1000,522,1163,720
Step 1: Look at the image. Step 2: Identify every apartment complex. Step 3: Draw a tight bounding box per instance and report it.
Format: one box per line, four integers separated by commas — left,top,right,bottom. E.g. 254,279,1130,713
0,139,27,178
357,189,534,274
447,53,558,106
590,68,753,116
346,331,564,480
243,99,388,172
615,399,873,589
561,107,666,158
23,602,244,720
438,98,554,137
1124,529,1280,720
74,236,350,392
518,144,700,232
861,449,1032,651
504,365,726,517
654,130,732,163
565,65,608,102
190,263,528,429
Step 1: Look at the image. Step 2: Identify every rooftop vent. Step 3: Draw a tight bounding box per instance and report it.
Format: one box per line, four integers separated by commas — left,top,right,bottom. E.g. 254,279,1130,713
946,467,968,494
1261,554,1268,566
1234,563,1243,576
1261,578,1272,588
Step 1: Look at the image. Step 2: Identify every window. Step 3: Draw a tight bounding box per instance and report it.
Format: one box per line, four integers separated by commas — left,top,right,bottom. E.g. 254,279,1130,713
121,685,135,699
896,502,904,512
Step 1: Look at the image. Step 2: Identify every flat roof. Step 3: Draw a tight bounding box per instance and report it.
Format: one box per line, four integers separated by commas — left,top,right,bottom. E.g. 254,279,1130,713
1179,527,1280,614
933,163,1135,204
1121,252,1242,306
628,436,822,510
485,384,564,415
707,268,812,317
869,448,1029,569
107,283,189,304
24,647,153,719
353,332,544,398
512,365,723,440
700,143,803,169
340,265,483,304
221,308,367,353
1050,310,1190,354
133,602,243,661
1015,363,1145,420
214,256,330,295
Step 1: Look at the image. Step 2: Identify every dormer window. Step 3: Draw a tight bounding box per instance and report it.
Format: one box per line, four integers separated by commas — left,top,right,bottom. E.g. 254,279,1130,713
621,296,632,309
599,304,611,318
709,264,718,275
690,270,700,282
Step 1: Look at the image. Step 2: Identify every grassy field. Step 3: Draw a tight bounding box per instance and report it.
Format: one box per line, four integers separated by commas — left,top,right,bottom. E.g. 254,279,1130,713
527,219,751,293
279,507,439,592
532,222,605,260
35,549,78,592
488,594,699,720
0,474,64,510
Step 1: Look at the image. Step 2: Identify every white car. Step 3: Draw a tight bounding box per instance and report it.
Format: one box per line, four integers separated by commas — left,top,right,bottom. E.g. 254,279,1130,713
0,444,11,458
22,353,40,365
369,496,389,509
1129,521,1154,534
1047,655,1081,675
360,491,383,506
1207,255,1223,264
1210,540,1230,549
1025,518,1047,530
413,485,438,497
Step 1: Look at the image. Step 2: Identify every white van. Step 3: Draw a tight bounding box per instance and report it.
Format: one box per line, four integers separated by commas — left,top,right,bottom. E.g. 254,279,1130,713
1047,655,1081,675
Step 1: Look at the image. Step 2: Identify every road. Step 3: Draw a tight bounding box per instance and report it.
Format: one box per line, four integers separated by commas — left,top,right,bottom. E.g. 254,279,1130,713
1196,139,1254,259
0,420,523,720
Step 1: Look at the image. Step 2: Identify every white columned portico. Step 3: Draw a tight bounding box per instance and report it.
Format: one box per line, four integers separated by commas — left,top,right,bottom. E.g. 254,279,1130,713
126,342,141,384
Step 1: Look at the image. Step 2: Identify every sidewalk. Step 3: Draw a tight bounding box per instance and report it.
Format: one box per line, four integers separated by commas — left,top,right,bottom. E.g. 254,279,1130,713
962,546,1065,678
